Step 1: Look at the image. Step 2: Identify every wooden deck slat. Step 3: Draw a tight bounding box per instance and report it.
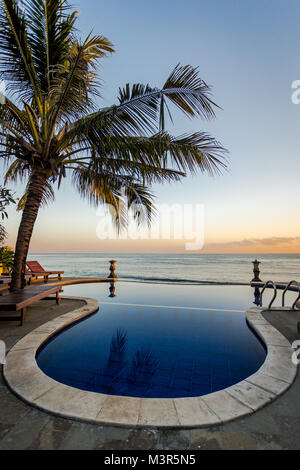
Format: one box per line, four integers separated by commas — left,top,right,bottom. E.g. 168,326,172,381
0,274,33,286
0,285,61,309
0,285,62,324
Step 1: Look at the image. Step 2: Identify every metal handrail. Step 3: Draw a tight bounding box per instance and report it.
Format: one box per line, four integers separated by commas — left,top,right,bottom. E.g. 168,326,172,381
259,280,277,308
282,280,300,310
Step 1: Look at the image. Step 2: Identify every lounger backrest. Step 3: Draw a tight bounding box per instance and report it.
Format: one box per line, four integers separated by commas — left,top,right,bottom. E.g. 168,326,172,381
26,261,45,273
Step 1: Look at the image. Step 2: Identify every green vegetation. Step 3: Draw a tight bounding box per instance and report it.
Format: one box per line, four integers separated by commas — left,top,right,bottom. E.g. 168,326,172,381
0,185,16,243
0,245,14,273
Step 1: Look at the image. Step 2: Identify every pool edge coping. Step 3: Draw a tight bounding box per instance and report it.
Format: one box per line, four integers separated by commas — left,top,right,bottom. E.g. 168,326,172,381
3,297,298,429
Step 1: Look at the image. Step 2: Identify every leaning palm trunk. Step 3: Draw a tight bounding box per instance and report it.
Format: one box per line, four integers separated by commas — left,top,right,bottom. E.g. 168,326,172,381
10,172,47,291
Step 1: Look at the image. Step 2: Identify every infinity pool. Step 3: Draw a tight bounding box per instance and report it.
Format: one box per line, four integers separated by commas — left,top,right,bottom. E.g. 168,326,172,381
37,282,268,398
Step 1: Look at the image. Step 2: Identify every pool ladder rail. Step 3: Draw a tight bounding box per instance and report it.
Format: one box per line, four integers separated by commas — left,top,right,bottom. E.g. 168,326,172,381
258,280,300,310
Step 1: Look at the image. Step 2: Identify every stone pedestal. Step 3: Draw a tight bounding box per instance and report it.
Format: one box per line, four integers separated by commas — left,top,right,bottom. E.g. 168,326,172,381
252,259,261,282
108,260,117,279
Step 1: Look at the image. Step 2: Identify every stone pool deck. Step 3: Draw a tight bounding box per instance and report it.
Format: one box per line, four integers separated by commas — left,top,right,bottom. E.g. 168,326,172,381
0,282,299,449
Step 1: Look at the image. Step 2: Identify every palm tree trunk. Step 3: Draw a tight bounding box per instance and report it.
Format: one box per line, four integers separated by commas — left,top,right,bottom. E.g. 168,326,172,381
10,171,47,292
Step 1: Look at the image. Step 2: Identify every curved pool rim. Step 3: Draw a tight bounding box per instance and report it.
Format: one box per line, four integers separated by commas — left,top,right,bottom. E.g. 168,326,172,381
3,282,298,428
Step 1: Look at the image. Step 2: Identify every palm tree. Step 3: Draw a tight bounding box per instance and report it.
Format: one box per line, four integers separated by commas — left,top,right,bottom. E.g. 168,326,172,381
0,0,227,291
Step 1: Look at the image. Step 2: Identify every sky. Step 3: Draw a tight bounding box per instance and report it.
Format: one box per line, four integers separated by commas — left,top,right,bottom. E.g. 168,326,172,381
3,0,300,253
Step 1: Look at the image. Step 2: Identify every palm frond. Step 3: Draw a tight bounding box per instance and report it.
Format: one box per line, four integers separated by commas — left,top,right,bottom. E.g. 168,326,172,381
0,223,7,243
68,152,184,187
58,63,221,145
17,178,55,210
72,166,129,229
4,158,29,184
47,33,114,130
0,99,30,134
117,83,159,133
24,0,78,92
60,131,227,185
72,164,157,231
124,183,156,228
167,132,228,176
0,0,42,107
80,31,115,67
0,102,33,149
162,64,218,120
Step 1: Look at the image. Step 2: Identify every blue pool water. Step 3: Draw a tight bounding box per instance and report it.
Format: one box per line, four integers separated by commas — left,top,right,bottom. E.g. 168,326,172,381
37,282,267,399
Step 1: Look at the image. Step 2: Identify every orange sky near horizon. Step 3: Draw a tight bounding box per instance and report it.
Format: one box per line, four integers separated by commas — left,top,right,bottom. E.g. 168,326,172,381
22,243,300,255
4,195,300,255
11,234,300,255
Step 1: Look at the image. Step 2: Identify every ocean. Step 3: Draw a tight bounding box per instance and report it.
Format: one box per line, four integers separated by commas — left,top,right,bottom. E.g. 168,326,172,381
29,253,300,284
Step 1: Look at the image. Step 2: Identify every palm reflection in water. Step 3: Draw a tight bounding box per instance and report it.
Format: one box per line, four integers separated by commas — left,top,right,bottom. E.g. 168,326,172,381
109,281,116,298
95,328,160,394
253,287,261,306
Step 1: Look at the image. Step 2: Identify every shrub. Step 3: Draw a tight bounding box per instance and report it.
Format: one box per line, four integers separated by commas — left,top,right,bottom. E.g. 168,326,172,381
0,246,14,274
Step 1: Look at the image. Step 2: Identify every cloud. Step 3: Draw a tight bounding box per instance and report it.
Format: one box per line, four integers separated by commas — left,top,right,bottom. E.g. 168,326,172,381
205,236,300,250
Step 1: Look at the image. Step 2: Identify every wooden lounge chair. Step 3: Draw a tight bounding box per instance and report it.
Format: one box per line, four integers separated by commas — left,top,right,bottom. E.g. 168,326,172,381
0,284,62,325
26,261,64,282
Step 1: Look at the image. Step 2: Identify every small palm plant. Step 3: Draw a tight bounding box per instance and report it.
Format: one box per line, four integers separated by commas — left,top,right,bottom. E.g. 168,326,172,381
0,185,16,243
0,0,227,291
